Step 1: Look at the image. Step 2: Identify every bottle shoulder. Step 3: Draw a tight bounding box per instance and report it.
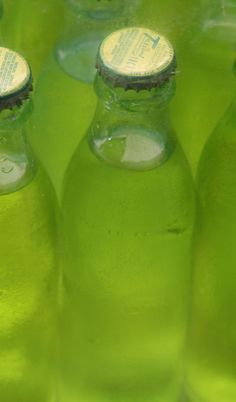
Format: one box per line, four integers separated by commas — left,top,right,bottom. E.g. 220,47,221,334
0,165,58,214
63,136,196,230
64,123,193,178
197,99,236,211
197,98,236,176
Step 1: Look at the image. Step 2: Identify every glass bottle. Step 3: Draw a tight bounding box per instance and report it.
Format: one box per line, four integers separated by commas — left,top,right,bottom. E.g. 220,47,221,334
186,61,236,402
55,0,139,83
171,0,236,174
61,27,196,402
0,47,59,402
31,0,201,202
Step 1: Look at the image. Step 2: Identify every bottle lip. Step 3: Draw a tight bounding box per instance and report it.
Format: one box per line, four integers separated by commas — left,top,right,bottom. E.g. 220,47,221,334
96,27,176,91
0,47,33,111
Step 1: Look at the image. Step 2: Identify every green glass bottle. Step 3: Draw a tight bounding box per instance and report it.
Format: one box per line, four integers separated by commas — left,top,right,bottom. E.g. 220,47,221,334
186,63,236,402
0,47,59,402
61,28,196,402
31,1,201,202
171,0,235,174
32,0,140,200
55,0,139,83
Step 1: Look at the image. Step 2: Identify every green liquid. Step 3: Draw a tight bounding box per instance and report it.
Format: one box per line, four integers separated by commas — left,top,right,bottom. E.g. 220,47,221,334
2,0,64,78
171,13,236,174
31,52,97,199
61,138,195,402
187,97,236,402
0,168,58,402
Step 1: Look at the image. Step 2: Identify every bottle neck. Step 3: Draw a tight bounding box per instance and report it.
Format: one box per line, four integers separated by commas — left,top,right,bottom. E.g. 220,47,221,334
89,75,176,171
94,74,175,114
0,99,37,195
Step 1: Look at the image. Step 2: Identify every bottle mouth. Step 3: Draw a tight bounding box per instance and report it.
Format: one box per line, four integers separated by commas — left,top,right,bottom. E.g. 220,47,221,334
66,0,125,20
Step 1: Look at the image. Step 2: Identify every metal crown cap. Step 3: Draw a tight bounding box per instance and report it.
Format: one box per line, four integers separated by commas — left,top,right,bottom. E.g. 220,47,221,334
0,47,33,110
96,27,176,91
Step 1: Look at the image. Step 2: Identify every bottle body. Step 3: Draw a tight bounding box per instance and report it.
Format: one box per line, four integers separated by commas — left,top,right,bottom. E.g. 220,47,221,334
0,100,59,401
171,0,235,174
187,95,236,402
61,77,195,402
0,168,58,402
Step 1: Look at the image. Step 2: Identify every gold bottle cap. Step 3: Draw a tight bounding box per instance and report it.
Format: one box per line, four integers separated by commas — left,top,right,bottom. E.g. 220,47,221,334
96,27,176,90
0,47,32,110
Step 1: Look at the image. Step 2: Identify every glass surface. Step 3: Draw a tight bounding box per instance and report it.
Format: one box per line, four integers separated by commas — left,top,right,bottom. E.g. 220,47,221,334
0,98,59,401
61,72,196,402
186,94,236,402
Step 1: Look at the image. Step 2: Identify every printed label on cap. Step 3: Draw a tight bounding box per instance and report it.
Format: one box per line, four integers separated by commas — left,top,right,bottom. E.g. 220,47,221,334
100,27,174,78
0,48,30,98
